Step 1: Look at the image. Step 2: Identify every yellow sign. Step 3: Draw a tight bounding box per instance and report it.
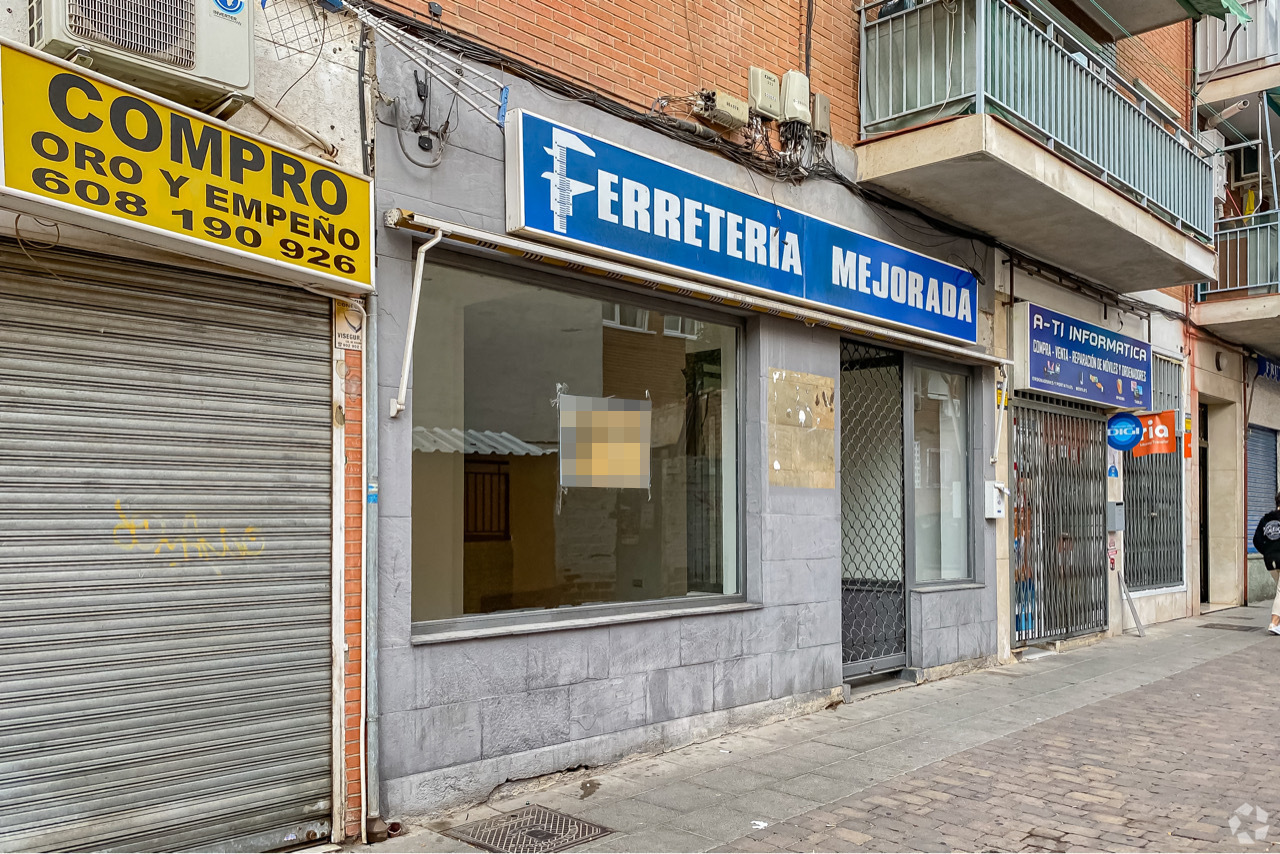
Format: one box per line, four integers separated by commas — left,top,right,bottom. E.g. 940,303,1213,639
0,42,371,289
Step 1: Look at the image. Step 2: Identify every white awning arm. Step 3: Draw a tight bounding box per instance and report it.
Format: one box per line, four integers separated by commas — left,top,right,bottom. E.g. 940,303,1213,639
389,226,443,418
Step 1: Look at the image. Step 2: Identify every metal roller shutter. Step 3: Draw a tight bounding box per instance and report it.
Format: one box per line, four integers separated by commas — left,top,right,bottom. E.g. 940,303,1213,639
1011,395,1108,645
1248,426,1278,554
0,241,335,852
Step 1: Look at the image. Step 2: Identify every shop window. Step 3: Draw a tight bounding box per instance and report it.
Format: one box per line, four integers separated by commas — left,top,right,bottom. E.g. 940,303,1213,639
412,266,739,628
911,367,970,582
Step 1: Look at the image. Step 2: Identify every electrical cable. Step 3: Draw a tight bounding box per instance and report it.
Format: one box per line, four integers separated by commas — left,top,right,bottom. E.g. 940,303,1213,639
804,0,815,77
258,12,331,135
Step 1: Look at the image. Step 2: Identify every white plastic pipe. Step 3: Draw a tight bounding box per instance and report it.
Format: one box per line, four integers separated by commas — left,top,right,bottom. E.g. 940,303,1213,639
390,229,442,417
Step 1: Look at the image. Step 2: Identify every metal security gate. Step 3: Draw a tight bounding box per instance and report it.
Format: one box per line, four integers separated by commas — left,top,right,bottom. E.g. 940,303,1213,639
839,341,907,676
0,242,335,852
1124,357,1185,590
1248,425,1279,555
1011,397,1108,645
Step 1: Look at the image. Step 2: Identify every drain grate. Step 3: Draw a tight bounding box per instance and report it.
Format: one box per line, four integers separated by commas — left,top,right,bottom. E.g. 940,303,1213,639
1200,623,1264,632
442,805,612,853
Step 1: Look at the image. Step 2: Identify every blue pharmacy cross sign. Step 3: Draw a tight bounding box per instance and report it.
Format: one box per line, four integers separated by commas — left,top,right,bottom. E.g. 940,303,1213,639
506,110,980,344
1107,412,1144,452
1023,304,1152,410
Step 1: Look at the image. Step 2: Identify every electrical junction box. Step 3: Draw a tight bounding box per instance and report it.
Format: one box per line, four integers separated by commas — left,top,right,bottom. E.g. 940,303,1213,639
812,92,831,136
984,481,1008,520
781,70,811,124
694,90,749,132
1107,501,1125,533
748,67,781,121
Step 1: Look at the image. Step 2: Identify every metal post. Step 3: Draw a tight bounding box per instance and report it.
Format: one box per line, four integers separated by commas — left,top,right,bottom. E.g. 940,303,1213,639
859,2,869,139
975,0,987,115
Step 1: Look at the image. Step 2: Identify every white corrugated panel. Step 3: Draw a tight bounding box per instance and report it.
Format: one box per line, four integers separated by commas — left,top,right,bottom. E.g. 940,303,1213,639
0,241,334,852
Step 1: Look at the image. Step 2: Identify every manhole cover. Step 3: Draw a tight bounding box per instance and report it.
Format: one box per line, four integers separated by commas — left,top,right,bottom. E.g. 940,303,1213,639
1200,623,1263,632
442,805,612,853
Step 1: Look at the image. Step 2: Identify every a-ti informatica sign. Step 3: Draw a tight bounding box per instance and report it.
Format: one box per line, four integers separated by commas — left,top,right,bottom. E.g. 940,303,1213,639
506,110,979,344
1013,303,1152,410
1258,355,1280,384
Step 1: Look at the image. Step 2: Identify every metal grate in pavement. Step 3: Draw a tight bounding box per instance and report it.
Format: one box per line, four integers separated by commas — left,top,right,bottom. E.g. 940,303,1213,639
441,805,612,853
1199,623,1264,632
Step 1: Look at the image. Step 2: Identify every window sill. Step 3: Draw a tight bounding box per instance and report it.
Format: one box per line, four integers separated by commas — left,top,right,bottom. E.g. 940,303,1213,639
912,581,984,593
411,599,762,645
1127,584,1187,599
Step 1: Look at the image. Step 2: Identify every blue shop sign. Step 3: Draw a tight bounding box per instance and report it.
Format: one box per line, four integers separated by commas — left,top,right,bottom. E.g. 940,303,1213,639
506,110,979,344
1015,303,1152,409
1258,355,1280,384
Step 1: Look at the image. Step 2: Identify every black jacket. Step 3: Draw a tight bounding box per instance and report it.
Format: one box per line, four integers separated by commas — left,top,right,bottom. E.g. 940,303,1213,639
1253,509,1280,563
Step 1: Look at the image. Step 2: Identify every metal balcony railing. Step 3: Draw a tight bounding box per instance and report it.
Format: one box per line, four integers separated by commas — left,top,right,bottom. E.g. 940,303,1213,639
861,0,1215,239
1200,213,1280,299
1197,0,1276,81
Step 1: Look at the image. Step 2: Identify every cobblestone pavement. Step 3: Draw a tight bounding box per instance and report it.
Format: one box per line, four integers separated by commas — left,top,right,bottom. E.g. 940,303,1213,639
364,605,1280,853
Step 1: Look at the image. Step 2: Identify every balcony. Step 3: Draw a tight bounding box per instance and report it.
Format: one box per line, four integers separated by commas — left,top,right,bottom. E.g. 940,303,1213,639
1196,0,1275,104
1196,214,1280,352
856,0,1217,292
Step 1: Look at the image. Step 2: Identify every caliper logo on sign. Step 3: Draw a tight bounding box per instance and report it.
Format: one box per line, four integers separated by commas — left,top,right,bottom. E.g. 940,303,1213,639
0,43,371,287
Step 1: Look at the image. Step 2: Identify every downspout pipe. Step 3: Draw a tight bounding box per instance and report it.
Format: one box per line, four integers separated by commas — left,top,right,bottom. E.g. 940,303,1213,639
390,230,443,417
365,289,382,827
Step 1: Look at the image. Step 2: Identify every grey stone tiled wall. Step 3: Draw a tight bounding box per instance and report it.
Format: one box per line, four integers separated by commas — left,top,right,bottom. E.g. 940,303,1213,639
371,39,997,818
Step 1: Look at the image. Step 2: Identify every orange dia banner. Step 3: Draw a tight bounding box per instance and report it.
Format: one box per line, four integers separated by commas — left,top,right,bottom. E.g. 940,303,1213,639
1132,410,1178,457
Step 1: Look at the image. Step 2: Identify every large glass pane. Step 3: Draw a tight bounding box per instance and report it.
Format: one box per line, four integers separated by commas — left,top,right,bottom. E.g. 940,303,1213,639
411,266,738,622
912,368,969,582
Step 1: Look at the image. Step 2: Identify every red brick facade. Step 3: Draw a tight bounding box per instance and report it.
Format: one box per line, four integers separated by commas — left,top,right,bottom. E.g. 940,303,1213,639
378,0,859,144
1118,21,1194,129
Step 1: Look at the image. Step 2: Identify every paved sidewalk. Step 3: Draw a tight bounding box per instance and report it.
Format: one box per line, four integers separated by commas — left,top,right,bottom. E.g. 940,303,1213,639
361,605,1279,853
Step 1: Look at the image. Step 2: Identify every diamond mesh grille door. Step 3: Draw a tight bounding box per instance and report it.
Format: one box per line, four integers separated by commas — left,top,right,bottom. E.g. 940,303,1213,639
1012,400,1108,645
1124,357,1185,591
839,342,907,675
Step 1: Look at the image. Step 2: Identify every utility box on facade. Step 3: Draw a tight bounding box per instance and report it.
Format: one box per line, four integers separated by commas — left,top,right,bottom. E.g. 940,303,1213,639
1107,501,1125,532
985,481,1007,520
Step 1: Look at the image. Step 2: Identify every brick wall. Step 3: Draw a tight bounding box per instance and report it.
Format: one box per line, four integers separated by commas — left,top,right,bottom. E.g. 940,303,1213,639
377,0,860,144
1117,21,1193,129
342,342,365,840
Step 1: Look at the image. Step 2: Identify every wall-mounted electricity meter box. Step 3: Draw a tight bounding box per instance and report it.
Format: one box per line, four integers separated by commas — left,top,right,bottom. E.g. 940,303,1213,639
748,67,781,121
781,70,811,124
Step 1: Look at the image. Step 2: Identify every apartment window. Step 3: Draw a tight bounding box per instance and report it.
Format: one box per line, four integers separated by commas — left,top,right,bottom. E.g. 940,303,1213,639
412,266,739,627
464,461,510,542
602,302,650,332
664,315,702,339
912,367,970,582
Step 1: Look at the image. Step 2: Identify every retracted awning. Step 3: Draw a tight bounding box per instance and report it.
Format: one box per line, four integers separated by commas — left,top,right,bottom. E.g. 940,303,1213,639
384,209,1010,369
1176,0,1251,22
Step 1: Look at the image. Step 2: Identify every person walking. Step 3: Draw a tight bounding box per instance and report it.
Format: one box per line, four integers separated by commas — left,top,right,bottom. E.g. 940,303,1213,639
1254,492,1280,636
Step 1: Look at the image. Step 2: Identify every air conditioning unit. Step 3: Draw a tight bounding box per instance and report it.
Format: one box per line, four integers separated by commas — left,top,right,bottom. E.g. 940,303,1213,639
1200,128,1228,204
28,0,255,116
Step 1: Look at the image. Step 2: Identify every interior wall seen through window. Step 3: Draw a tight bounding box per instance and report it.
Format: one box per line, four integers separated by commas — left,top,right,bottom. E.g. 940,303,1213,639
912,367,970,582
410,264,739,623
